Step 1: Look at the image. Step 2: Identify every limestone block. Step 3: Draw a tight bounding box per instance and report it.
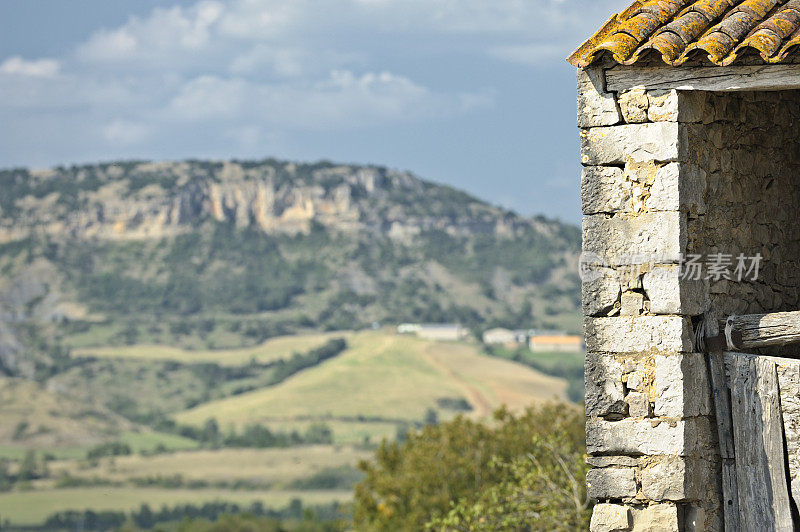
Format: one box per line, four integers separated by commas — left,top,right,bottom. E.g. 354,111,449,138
641,457,712,502
619,89,649,123
590,504,632,532
586,352,627,418
582,212,686,265
642,267,709,315
578,67,622,128
583,267,621,316
649,163,706,214
653,353,712,418
586,417,713,456
626,370,644,392
582,166,629,214
631,503,680,532
647,90,704,123
582,162,705,215
625,392,650,418
580,122,685,165
620,291,645,316
587,467,638,499
584,316,693,354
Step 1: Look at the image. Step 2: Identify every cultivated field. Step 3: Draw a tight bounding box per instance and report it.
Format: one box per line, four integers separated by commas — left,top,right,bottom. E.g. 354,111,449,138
0,487,351,526
175,331,568,428
72,332,349,366
49,445,370,487
0,330,572,528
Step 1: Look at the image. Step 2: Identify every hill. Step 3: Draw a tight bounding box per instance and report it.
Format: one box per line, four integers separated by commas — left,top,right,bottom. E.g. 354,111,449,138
174,330,568,432
0,158,580,376
0,158,580,527
0,378,134,449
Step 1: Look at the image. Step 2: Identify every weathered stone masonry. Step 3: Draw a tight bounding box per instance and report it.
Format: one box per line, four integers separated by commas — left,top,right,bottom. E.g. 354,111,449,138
581,63,800,530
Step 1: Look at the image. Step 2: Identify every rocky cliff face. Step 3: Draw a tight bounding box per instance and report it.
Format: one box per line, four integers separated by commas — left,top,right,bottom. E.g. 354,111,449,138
0,158,581,377
1,160,547,244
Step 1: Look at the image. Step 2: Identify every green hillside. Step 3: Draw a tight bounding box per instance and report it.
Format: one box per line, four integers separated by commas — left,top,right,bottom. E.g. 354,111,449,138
0,158,581,529
0,159,580,378
174,330,568,430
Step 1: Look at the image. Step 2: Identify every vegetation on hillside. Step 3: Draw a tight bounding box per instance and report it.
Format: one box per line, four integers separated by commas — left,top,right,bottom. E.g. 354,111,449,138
353,403,590,531
0,159,580,378
0,159,584,529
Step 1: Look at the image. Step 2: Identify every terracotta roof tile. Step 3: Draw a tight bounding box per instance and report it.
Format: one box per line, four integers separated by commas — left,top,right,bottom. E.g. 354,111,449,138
568,0,800,67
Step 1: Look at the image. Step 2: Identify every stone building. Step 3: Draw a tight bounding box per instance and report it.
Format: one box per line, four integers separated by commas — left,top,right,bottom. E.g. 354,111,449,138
570,1,800,530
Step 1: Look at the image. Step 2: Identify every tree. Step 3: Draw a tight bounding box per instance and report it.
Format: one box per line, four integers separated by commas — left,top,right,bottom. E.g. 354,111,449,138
0,459,12,491
428,431,590,531
304,422,333,444
423,408,438,426
353,403,587,532
202,418,221,447
17,450,39,481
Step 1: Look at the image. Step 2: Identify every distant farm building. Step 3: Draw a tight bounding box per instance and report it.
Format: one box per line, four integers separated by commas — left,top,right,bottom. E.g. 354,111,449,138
528,334,583,352
397,323,468,341
482,328,528,347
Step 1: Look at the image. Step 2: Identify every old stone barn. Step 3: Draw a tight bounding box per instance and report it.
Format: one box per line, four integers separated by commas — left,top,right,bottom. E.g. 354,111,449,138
571,1,800,530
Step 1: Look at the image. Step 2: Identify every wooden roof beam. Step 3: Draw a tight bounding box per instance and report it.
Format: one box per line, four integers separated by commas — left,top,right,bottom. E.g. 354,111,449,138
605,63,800,92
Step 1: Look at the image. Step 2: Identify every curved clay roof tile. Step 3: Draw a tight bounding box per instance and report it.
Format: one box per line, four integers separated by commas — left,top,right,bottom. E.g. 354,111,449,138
568,0,800,66
687,30,738,62
639,31,689,62
593,32,643,63
660,10,717,43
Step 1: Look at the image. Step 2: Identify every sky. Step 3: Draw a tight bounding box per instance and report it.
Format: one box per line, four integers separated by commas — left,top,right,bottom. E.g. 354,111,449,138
0,0,629,223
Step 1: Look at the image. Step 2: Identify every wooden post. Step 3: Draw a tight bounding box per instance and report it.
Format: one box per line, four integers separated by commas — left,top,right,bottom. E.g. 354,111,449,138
726,353,794,530
703,313,740,531
707,350,740,531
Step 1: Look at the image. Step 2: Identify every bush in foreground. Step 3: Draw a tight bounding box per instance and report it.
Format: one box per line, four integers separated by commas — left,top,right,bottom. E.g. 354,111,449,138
353,403,589,531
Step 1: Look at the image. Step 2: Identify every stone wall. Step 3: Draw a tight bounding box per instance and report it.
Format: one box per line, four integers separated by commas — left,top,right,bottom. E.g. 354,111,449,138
580,64,800,530
685,90,800,322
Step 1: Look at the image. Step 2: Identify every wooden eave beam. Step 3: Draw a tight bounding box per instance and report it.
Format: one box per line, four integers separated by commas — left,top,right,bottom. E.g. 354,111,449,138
704,311,800,352
605,64,800,92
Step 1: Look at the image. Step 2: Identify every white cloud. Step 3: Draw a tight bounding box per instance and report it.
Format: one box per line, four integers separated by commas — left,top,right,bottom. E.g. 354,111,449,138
169,76,248,120
103,120,150,145
77,1,224,63
0,56,60,78
167,70,491,129
0,0,627,170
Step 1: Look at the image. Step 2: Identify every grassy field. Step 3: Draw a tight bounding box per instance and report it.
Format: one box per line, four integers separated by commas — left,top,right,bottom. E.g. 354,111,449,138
0,330,574,527
118,430,199,453
261,419,398,445
175,331,568,428
0,378,133,449
49,445,370,487
0,487,352,526
72,332,349,366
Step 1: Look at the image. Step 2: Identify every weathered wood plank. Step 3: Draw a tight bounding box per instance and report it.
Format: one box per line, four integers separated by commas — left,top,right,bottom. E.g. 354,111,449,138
728,312,800,350
707,350,740,532
606,64,800,92
771,356,800,515
726,353,794,530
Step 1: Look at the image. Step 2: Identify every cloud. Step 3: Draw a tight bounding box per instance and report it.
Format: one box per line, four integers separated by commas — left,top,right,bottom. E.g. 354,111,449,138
77,1,225,64
103,120,150,145
0,0,626,170
166,70,492,129
0,56,60,78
